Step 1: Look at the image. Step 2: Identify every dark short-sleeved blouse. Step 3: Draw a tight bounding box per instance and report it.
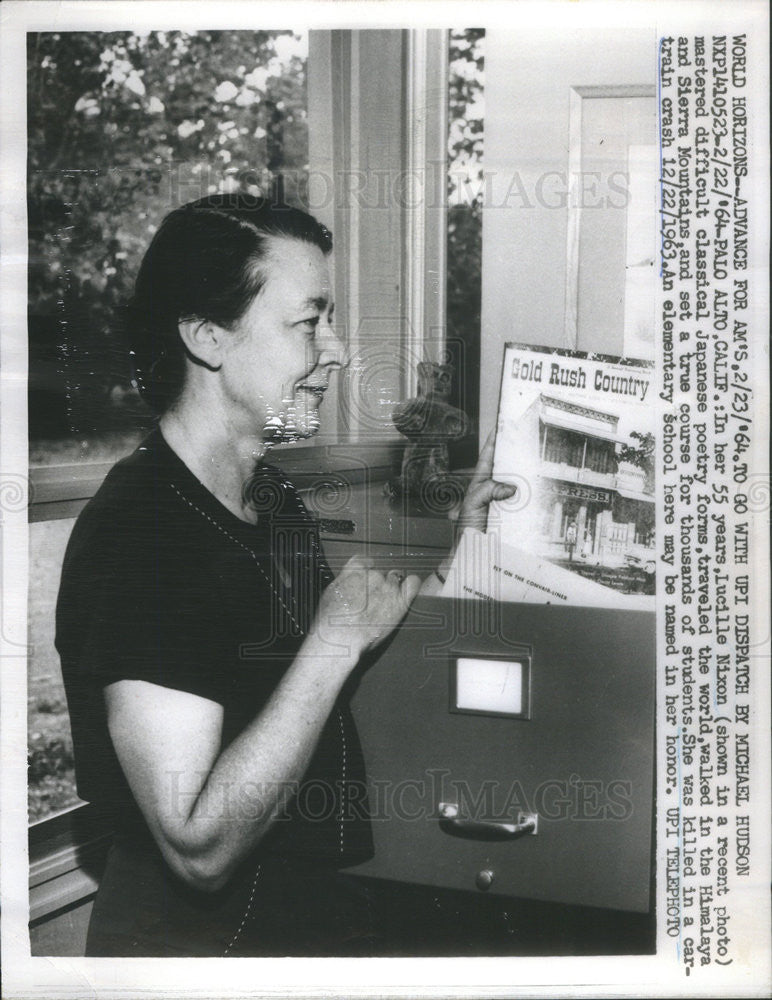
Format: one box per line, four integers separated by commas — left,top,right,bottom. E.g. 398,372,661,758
56,429,373,865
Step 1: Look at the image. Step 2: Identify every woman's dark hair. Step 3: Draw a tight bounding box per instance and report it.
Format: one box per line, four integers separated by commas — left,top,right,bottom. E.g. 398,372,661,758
126,195,333,413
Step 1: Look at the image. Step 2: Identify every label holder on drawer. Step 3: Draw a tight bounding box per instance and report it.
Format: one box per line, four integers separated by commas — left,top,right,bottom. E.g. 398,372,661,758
449,646,532,720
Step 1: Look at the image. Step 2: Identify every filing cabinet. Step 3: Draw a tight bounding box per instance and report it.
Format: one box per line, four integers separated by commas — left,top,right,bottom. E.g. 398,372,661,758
348,596,655,913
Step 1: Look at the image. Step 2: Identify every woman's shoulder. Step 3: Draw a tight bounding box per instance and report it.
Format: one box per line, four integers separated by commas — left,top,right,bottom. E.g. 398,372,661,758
64,431,187,562
84,430,166,504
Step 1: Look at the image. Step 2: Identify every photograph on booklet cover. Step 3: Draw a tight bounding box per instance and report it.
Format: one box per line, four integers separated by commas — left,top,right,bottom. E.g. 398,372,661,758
486,343,656,605
1,2,769,998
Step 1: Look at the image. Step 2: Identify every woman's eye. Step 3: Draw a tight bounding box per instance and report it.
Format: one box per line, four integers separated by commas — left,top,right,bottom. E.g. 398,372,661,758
298,317,319,335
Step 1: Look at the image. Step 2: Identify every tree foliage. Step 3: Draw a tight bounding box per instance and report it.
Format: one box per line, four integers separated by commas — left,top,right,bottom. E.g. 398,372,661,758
446,29,484,462
618,431,656,491
28,30,307,446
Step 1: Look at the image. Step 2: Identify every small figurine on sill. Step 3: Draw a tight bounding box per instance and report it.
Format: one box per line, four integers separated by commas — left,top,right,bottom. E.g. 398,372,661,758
387,361,469,515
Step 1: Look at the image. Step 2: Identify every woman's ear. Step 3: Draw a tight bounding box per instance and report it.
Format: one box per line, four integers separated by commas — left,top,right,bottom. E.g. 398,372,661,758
177,319,223,372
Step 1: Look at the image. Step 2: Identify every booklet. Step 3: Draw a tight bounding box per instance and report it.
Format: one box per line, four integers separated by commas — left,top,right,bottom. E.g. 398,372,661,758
440,527,654,610
464,343,655,607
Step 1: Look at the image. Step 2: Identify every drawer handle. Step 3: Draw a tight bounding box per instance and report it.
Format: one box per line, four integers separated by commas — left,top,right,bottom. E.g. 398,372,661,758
438,802,538,840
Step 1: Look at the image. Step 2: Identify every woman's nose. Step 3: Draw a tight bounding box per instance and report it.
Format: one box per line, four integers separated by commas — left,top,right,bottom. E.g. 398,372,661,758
316,319,350,369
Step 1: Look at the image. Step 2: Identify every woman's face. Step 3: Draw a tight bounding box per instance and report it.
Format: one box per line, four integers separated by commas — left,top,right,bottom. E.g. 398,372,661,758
219,235,346,442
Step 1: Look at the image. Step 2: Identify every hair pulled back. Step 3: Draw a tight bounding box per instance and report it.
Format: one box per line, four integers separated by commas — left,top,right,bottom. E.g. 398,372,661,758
126,195,333,413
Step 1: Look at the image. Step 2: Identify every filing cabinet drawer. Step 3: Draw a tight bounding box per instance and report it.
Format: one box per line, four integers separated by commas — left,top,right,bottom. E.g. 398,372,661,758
349,596,654,913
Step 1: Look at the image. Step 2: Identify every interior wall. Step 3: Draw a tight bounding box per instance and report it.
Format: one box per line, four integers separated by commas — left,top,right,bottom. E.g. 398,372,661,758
479,27,655,440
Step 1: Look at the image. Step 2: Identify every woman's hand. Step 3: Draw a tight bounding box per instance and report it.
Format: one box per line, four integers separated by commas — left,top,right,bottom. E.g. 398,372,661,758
310,555,421,660
453,430,517,535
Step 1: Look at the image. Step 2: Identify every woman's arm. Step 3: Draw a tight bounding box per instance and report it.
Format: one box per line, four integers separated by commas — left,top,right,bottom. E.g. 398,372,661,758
105,556,419,893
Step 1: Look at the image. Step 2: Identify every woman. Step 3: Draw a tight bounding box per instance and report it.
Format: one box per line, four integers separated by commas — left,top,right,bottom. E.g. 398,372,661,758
56,195,512,956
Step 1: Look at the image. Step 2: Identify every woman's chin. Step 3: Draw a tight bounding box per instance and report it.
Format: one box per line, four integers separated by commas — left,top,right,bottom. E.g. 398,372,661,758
291,393,325,437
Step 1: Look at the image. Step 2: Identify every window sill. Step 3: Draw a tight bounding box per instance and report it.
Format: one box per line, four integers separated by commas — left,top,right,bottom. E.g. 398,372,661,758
29,803,113,924
29,439,405,521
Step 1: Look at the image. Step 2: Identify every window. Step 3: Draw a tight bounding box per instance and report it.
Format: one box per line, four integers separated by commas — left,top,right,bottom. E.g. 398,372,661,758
27,29,475,824
28,30,310,471
543,427,585,469
585,438,616,475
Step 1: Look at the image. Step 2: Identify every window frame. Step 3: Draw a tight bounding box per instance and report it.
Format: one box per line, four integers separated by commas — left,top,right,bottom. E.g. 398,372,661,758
28,27,450,509
29,803,113,926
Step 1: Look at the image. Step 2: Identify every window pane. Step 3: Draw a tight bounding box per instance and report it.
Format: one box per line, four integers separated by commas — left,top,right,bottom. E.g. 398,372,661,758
447,28,484,468
28,30,309,468
28,518,82,822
